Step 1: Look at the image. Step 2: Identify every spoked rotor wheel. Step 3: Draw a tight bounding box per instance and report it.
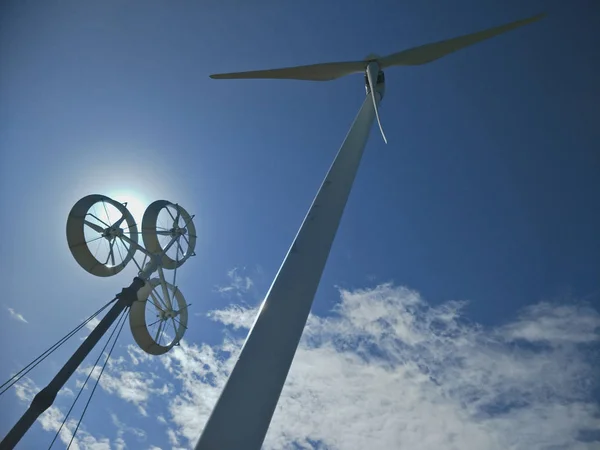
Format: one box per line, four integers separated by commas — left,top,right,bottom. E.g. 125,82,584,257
66,194,139,277
141,200,196,270
129,278,188,355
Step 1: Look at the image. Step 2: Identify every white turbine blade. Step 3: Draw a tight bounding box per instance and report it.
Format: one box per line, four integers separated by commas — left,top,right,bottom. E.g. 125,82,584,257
210,61,365,81
366,64,387,144
380,13,545,67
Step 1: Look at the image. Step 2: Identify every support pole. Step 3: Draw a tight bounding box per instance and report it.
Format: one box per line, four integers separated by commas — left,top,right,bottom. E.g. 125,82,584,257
195,92,379,450
0,277,146,450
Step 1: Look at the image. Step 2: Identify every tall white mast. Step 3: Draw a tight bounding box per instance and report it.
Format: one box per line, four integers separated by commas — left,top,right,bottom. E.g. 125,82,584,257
195,77,383,450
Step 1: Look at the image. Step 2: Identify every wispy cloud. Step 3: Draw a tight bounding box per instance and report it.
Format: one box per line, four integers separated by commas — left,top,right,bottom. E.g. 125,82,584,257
13,377,113,450
93,283,600,449
500,302,600,344
207,304,259,330
85,317,100,332
76,362,172,416
12,283,600,449
156,415,168,425
58,387,75,397
214,267,254,298
6,306,28,324
110,411,147,444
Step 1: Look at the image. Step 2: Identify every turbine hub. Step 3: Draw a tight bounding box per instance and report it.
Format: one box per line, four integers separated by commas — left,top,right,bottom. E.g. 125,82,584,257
364,53,381,62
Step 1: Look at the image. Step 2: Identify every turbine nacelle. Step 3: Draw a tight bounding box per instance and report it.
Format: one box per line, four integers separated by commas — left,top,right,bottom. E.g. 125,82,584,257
364,53,382,63
364,62,387,143
364,67,385,97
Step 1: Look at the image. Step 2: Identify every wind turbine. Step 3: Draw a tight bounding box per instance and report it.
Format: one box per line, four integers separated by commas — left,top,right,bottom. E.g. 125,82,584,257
195,13,545,450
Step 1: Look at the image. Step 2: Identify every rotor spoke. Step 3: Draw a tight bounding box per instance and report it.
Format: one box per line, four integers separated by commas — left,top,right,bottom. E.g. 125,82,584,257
176,239,184,258
93,237,103,260
175,207,181,227
172,246,179,289
87,213,110,228
131,253,143,273
77,235,103,247
113,214,126,228
160,281,172,310
84,220,105,234
173,316,187,330
154,320,164,342
166,207,176,223
175,303,191,315
183,215,194,228
102,200,111,225
159,322,167,345
108,240,116,266
118,237,133,264
115,238,124,264
148,318,162,327
181,234,190,248
157,266,173,309
158,235,170,251
150,291,168,312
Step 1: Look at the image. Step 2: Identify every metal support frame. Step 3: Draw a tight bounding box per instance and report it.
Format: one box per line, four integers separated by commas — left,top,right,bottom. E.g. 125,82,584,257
0,277,147,450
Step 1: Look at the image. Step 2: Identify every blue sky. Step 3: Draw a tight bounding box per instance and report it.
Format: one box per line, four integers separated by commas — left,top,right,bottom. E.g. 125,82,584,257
1,0,599,449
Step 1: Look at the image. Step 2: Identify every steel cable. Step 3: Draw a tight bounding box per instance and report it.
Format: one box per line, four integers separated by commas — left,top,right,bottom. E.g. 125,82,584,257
0,298,118,397
48,308,127,449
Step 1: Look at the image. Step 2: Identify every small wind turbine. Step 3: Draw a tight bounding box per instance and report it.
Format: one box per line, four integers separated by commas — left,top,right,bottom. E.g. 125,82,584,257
195,13,545,450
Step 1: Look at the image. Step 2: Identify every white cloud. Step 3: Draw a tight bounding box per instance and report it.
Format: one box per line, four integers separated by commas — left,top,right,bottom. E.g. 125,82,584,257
501,302,600,344
62,283,596,449
207,304,259,330
58,387,75,397
127,344,152,366
110,412,147,447
12,378,115,450
85,317,101,332
167,428,180,446
114,437,126,450
156,415,168,425
76,361,172,416
12,283,600,449
214,267,254,298
6,306,28,323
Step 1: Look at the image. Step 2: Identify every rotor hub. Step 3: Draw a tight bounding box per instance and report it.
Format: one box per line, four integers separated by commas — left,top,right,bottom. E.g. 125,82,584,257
169,226,187,237
158,309,179,320
102,227,123,239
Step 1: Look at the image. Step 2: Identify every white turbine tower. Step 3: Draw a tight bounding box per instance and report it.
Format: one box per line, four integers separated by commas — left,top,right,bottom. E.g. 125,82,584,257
195,13,545,450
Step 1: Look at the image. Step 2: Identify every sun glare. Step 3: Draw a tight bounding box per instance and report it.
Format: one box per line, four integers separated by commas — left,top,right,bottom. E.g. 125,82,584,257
108,191,148,225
